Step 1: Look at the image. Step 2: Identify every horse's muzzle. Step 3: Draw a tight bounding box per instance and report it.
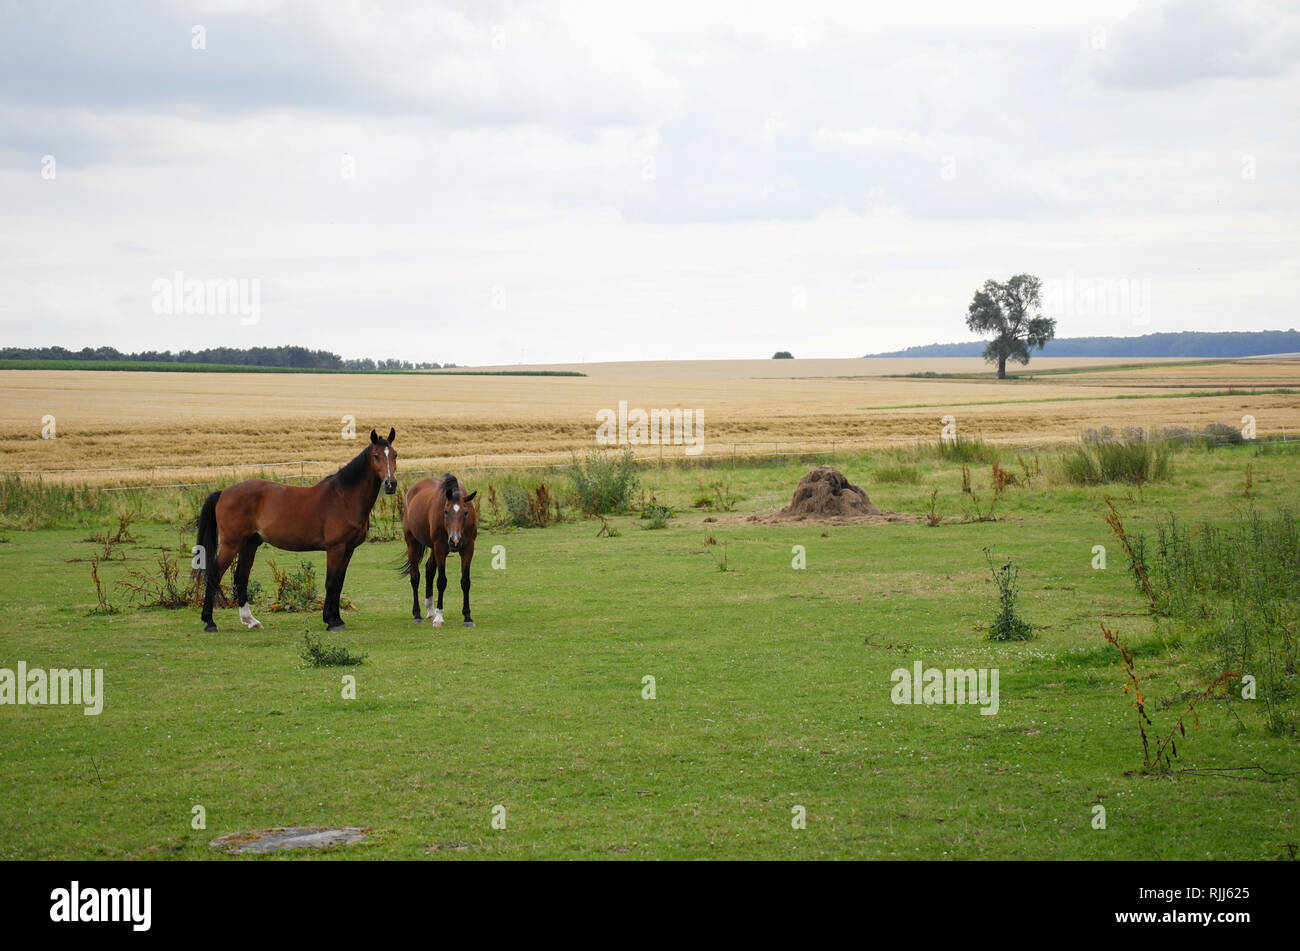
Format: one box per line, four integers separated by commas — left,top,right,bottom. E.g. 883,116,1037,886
448,535,462,553
383,478,398,495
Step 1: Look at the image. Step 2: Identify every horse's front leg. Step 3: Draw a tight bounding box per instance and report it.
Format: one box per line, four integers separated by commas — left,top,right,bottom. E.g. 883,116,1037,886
424,550,437,622
233,535,263,630
323,543,354,631
433,541,448,628
459,546,474,628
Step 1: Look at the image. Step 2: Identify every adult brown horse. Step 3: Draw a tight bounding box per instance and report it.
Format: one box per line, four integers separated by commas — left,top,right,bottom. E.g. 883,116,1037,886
196,428,398,632
401,473,478,628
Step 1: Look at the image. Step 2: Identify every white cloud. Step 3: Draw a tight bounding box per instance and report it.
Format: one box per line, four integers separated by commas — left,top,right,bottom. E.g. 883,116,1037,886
0,0,1297,362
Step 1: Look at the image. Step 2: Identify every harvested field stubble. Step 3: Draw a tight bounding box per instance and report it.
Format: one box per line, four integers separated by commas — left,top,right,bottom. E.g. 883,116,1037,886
2,358,1298,483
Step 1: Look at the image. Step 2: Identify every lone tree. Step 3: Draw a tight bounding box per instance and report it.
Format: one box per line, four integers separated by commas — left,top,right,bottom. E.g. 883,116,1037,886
965,274,1056,379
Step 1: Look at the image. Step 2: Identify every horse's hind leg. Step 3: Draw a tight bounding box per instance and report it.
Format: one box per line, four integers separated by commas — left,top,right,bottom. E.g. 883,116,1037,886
233,535,263,630
201,540,239,633
406,537,424,622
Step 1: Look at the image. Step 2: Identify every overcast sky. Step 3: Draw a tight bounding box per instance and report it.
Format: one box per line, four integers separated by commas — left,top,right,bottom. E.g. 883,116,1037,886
1,0,1297,365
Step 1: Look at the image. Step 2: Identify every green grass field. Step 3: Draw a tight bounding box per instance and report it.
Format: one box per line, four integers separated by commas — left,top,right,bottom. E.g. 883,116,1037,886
0,445,1295,859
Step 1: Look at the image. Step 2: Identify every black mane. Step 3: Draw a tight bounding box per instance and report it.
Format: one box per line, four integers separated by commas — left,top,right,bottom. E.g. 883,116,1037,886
331,444,377,488
441,473,461,501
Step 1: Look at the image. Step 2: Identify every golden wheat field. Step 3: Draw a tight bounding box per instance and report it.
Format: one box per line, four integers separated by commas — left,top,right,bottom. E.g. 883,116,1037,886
2,357,1299,485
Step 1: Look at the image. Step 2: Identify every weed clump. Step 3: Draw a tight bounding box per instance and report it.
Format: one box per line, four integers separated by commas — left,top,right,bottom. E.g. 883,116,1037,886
984,548,1033,641
497,481,557,528
119,551,203,608
300,632,366,667
267,561,348,614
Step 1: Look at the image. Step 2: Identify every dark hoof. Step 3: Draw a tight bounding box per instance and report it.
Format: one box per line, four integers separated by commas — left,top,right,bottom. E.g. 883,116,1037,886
463,620,475,628
327,622,346,632
204,623,218,633
412,616,423,623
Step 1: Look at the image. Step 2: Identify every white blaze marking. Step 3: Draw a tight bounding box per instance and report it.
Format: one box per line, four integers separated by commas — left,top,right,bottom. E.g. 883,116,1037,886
453,504,460,512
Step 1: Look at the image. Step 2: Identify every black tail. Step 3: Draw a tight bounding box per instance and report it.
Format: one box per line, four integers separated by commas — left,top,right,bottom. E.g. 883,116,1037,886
397,544,425,577
197,490,221,585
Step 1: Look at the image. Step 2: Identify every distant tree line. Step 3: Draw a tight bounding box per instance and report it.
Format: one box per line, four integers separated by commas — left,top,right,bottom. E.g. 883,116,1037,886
0,345,451,370
866,330,1300,360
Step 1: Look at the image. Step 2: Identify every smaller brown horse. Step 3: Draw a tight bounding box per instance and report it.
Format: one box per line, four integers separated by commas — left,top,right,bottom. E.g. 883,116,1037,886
197,428,398,632
401,473,478,628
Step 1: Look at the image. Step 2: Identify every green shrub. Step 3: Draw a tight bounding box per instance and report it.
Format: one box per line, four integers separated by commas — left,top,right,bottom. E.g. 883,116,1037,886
567,448,640,515
640,502,671,529
502,483,531,527
1160,423,1245,450
1199,422,1245,446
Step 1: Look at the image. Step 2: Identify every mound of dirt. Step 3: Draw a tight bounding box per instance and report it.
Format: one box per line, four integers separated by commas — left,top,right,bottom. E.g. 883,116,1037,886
750,466,912,524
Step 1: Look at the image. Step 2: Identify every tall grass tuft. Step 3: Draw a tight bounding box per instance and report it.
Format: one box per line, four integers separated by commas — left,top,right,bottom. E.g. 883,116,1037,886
933,434,999,464
1061,428,1172,485
874,462,922,484
0,476,110,530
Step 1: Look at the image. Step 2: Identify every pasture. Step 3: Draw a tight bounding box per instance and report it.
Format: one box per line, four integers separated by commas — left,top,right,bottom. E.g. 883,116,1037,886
1,373,1298,858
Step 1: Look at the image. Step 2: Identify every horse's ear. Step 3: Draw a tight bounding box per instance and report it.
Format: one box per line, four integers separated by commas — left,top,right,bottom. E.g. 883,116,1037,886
370,429,379,444
387,427,396,443
464,491,477,503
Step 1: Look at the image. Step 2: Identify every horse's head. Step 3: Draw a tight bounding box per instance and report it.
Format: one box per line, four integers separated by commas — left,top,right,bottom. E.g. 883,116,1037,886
441,475,477,553
369,428,398,494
